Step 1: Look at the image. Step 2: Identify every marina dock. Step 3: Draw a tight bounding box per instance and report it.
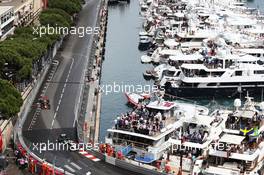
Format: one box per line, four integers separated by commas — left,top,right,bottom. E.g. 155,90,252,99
97,0,264,175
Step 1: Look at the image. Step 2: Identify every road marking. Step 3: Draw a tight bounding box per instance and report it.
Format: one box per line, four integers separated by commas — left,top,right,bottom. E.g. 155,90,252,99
64,165,76,173
28,108,41,130
70,162,82,170
51,120,55,127
28,61,59,130
51,58,74,129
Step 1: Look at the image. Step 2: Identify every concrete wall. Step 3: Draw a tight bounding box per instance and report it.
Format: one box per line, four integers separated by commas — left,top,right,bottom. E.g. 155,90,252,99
0,119,13,153
33,0,42,14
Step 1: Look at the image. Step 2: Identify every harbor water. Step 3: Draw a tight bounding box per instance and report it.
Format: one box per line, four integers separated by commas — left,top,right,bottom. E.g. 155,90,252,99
99,0,264,141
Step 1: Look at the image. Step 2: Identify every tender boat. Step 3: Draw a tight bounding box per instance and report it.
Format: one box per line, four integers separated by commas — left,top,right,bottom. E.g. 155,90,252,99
138,36,152,51
124,92,150,107
141,55,152,63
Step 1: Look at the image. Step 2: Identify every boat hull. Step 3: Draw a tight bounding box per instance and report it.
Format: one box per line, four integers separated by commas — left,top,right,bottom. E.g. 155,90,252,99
124,93,140,107
164,85,264,99
108,0,119,5
138,42,150,51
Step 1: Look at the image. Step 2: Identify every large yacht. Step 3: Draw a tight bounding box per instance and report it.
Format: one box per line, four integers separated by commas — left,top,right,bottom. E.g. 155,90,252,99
164,55,264,98
193,96,264,175
166,108,227,173
105,99,208,164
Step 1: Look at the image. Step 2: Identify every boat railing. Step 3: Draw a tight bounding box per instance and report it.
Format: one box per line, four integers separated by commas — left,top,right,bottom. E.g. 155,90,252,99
112,138,150,150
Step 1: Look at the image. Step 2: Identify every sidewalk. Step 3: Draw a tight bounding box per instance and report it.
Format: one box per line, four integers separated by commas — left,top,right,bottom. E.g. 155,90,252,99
4,146,30,175
5,163,30,175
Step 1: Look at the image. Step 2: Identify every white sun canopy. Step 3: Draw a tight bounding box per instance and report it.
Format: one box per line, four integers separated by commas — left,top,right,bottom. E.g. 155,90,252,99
182,114,214,127
219,134,245,145
159,49,181,56
164,39,179,47
169,53,203,61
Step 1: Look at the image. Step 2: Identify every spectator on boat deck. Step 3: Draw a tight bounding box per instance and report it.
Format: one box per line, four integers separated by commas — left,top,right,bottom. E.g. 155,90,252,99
202,131,208,142
160,121,164,130
125,119,129,128
114,119,118,129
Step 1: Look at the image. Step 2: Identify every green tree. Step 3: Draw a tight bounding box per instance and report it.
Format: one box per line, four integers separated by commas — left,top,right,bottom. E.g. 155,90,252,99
42,8,73,26
0,79,23,118
40,12,71,28
48,0,82,15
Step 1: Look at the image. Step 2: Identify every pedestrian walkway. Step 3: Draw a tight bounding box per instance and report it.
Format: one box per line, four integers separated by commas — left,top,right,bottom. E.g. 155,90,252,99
4,147,30,175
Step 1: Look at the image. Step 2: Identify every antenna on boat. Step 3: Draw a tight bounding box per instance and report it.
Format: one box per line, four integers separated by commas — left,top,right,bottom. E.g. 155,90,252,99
261,88,264,102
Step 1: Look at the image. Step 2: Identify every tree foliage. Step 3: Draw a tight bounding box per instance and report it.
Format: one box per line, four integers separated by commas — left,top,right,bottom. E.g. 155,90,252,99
42,8,73,26
0,79,23,119
48,0,82,15
0,0,83,119
40,12,71,28
0,27,58,81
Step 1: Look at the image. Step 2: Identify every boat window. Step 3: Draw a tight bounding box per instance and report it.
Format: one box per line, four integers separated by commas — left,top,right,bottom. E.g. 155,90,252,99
235,71,242,76
181,82,199,87
211,72,224,77
165,133,172,141
176,71,181,76
241,82,264,85
254,70,264,74
165,70,176,76
108,133,113,138
207,83,217,86
220,83,240,86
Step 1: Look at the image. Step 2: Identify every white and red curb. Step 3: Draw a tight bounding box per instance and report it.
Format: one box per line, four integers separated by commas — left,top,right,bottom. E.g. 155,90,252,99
79,150,100,162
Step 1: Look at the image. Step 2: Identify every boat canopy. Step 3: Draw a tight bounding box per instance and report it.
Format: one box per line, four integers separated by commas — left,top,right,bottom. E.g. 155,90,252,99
182,114,214,127
232,110,256,119
246,28,264,34
177,31,218,39
181,42,202,48
174,12,185,18
227,17,256,26
159,49,181,56
224,54,259,62
219,134,245,145
205,166,240,175
164,39,179,47
169,53,203,61
181,63,207,70
146,101,177,110
237,55,259,62
236,48,264,54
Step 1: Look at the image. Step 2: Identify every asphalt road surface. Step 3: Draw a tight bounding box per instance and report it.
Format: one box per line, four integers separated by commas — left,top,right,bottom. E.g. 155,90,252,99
22,0,140,174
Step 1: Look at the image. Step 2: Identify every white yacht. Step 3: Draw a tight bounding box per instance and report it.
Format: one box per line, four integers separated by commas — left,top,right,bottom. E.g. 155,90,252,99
167,108,227,173
164,55,264,98
193,96,264,175
105,100,208,164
